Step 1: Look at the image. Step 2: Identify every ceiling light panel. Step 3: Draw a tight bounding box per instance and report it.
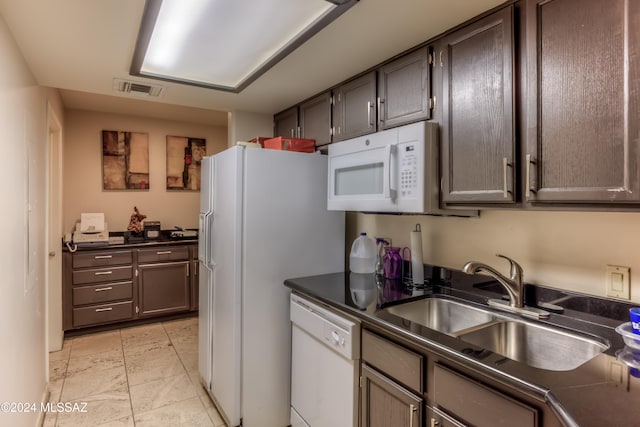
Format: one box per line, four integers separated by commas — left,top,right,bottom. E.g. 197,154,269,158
133,0,357,92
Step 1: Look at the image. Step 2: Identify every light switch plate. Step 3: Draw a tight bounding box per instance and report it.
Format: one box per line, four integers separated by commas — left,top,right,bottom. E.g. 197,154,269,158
606,265,630,299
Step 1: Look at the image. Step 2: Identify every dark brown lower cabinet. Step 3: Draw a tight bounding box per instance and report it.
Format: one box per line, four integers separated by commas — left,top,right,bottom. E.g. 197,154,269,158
433,363,538,427
138,261,190,317
361,363,423,427
63,242,197,331
359,327,550,427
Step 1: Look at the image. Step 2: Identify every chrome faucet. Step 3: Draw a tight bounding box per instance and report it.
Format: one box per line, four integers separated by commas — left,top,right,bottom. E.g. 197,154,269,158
463,254,524,308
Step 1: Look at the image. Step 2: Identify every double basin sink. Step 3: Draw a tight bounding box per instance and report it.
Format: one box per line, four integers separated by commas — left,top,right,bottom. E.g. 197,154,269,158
384,297,609,371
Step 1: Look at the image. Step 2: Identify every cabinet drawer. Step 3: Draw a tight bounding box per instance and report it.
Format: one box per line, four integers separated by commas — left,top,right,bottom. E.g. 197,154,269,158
362,330,423,392
434,364,538,427
72,266,132,285
72,301,133,328
138,246,189,263
73,250,132,268
73,281,132,306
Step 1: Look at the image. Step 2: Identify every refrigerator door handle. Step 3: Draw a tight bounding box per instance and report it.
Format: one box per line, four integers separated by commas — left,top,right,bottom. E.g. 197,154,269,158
198,213,208,263
207,211,216,267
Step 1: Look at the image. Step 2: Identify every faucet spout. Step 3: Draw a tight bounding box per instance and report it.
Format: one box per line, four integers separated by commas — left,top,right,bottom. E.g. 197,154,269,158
462,254,524,308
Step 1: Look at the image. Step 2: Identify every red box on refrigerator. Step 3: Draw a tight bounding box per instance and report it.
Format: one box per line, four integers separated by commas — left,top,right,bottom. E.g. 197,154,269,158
263,137,316,153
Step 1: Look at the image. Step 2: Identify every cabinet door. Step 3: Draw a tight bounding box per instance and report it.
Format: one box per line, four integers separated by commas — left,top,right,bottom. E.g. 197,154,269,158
138,261,190,317
333,72,377,142
274,106,299,138
378,47,431,130
361,364,423,427
440,6,516,204
524,0,640,203
300,91,332,147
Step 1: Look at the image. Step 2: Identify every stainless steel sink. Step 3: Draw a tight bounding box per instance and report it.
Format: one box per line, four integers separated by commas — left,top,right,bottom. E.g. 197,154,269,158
384,297,497,335
457,320,609,371
383,296,609,371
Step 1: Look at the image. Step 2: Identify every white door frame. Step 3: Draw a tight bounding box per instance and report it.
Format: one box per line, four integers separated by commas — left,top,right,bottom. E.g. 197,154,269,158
46,102,63,353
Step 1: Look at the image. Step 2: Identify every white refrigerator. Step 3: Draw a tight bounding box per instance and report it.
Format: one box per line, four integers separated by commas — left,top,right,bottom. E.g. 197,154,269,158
198,146,345,427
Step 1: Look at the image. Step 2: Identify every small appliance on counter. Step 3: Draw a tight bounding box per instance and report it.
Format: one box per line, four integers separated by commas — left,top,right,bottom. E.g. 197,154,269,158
126,231,145,243
143,221,161,240
63,213,110,252
170,227,198,239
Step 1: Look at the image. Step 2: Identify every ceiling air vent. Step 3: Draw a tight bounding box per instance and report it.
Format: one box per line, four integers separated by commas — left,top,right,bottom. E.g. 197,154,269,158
113,78,165,97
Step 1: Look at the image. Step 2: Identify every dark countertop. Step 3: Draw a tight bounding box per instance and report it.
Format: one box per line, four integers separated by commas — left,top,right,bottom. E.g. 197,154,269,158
62,230,197,252
284,269,640,427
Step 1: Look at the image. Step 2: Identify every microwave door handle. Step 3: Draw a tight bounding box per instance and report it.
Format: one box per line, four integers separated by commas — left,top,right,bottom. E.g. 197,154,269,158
384,144,397,199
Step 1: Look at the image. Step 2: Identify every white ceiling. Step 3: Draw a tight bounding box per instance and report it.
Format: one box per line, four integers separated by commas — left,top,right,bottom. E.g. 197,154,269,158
0,0,505,126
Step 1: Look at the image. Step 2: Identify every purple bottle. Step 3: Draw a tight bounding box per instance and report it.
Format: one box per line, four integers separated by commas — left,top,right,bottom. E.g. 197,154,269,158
383,247,402,279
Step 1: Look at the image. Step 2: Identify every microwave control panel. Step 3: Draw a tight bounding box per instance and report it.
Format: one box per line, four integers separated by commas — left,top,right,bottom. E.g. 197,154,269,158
398,143,419,197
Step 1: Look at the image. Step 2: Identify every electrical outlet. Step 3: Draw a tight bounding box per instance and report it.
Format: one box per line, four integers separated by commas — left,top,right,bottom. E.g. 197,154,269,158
606,265,630,300
608,358,629,389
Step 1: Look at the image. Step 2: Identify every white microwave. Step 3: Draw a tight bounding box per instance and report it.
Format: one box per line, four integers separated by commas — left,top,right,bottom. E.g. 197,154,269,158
327,121,476,216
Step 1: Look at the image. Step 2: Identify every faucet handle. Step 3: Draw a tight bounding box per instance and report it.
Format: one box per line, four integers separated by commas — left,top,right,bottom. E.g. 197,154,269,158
496,254,523,283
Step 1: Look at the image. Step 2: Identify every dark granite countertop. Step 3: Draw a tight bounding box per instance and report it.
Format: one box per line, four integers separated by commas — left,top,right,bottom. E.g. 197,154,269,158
62,230,197,252
284,268,640,427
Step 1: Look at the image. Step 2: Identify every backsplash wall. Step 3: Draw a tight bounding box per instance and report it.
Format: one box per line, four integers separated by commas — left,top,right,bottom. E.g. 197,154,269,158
349,210,640,304
63,109,227,232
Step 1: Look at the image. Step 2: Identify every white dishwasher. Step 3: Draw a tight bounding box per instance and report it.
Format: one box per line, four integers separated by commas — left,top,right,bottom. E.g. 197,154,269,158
290,293,360,427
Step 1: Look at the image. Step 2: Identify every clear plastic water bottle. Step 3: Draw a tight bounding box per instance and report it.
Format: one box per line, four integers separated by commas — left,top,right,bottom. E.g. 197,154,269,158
349,233,376,273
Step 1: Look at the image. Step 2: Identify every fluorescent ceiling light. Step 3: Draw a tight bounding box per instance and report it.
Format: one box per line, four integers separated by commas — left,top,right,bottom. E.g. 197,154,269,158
130,0,358,93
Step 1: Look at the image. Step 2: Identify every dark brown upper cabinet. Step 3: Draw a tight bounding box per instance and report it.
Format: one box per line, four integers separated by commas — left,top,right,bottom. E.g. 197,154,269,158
274,106,299,138
440,5,516,204
332,71,377,142
524,0,640,204
299,91,332,148
377,46,432,130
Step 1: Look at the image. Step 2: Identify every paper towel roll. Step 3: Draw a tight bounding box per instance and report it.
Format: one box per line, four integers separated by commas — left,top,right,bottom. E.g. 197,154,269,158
410,224,424,285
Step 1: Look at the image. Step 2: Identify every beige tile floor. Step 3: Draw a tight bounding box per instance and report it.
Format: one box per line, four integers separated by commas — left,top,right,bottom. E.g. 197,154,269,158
45,317,227,427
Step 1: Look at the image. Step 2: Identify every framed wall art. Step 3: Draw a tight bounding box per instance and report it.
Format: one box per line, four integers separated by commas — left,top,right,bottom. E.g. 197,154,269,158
102,130,149,190
166,135,206,191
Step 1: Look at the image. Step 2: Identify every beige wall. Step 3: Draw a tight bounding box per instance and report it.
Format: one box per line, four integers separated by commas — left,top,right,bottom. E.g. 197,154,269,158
351,209,640,303
0,15,63,427
227,110,273,147
63,110,227,232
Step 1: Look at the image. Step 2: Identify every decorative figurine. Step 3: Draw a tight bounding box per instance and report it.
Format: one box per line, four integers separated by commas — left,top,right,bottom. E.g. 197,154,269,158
127,206,146,234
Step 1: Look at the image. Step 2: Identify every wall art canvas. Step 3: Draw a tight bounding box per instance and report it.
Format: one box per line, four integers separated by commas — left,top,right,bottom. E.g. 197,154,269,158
102,130,149,190
166,136,206,191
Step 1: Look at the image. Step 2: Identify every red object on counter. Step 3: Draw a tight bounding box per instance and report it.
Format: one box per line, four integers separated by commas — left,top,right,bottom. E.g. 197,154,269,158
263,137,316,153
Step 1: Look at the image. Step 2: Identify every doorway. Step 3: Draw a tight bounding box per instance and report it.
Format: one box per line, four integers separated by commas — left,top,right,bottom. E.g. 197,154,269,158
46,102,63,352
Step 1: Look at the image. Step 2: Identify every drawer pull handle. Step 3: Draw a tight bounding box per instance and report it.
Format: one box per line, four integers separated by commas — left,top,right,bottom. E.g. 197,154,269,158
95,287,113,292
95,271,113,276
95,307,113,312
156,251,172,255
94,255,112,259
